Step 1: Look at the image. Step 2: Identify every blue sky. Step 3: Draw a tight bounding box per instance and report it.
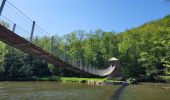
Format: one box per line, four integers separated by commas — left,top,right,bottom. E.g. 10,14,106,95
1,0,170,36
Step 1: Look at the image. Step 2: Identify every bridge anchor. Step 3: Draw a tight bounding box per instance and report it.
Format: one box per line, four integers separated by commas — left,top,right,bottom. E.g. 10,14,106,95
107,57,122,80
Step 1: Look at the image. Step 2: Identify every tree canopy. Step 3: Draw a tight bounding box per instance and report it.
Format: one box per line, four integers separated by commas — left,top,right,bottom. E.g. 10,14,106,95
0,15,170,79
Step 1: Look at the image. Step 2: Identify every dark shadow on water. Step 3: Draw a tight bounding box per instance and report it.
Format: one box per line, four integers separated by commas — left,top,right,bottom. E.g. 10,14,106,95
110,85,127,100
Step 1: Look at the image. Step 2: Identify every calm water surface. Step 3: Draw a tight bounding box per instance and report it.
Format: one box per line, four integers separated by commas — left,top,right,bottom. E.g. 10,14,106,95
0,82,170,100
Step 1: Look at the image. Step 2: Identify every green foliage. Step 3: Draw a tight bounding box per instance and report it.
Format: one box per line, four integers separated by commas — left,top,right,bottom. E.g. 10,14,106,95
0,15,170,79
0,41,6,76
4,46,29,78
119,15,170,77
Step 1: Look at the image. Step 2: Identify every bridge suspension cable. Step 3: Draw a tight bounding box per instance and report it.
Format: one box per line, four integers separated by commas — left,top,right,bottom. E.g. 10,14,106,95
1,0,50,36
6,0,33,22
1,15,30,35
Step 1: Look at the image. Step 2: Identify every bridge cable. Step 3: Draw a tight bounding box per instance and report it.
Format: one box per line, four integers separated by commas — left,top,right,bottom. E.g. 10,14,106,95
1,15,14,24
5,3,32,24
6,0,51,36
6,0,33,22
36,24,50,35
1,15,30,34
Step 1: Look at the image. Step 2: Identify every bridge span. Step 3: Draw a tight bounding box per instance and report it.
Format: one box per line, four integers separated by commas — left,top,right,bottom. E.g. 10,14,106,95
0,0,120,77
0,24,117,77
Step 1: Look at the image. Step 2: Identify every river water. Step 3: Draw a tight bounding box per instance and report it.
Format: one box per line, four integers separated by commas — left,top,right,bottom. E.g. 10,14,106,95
0,82,170,100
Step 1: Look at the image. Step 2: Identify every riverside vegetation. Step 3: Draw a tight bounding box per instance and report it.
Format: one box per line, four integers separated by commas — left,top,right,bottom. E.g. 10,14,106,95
0,15,170,83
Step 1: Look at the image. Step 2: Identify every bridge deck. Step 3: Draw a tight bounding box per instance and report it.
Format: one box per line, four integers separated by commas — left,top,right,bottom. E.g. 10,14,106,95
0,25,97,77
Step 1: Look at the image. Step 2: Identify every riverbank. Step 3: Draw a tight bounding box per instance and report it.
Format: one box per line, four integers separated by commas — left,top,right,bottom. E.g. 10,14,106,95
0,76,128,85
60,77,127,85
2,75,170,85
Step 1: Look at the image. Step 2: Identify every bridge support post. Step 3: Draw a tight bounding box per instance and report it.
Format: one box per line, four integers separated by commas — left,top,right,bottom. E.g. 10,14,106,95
12,23,16,32
30,21,35,43
80,58,82,70
35,36,38,45
51,36,54,54
63,43,66,61
0,0,6,16
72,59,75,66
90,64,92,73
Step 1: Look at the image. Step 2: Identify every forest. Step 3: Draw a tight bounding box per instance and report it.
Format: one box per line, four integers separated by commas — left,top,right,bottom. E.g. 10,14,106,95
0,15,170,80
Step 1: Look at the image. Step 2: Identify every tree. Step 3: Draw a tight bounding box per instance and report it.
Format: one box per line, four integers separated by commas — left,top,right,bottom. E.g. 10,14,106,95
0,41,6,77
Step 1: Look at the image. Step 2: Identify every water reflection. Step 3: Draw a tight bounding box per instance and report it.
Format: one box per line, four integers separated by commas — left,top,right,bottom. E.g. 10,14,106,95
110,85,126,100
0,82,170,100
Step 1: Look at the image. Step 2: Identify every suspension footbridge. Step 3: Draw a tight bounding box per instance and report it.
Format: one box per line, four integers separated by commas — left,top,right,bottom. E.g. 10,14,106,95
0,0,119,77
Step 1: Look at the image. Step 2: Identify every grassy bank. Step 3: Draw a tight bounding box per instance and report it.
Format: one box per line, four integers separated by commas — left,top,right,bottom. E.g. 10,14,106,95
61,77,122,83
0,76,125,85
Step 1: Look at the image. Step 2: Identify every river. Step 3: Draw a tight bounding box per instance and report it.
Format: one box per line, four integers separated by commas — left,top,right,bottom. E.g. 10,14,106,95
0,82,170,100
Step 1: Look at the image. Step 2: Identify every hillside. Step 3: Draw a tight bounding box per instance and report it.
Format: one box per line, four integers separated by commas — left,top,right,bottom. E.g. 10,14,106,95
117,15,170,77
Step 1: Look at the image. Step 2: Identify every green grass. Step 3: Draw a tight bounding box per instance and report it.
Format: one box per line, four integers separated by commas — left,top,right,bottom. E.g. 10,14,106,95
156,76,170,83
61,77,105,82
0,76,125,85
0,75,123,84
21,76,123,84
60,77,122,83
166,72,170,75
